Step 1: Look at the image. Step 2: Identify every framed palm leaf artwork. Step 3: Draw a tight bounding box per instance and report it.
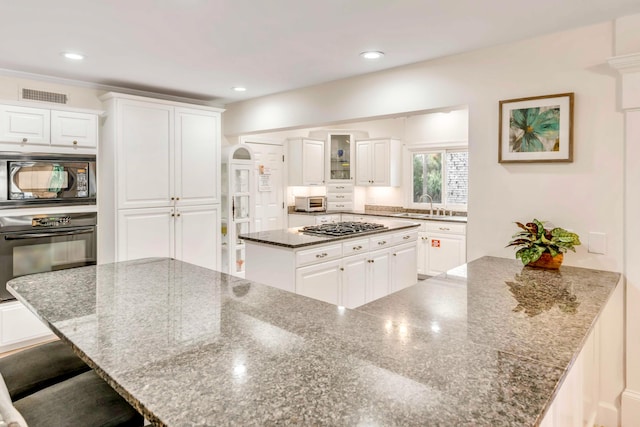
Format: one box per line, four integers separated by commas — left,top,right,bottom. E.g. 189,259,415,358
498,93,574,163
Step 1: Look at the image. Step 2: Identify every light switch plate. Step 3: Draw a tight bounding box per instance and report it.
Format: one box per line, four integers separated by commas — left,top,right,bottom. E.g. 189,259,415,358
588,232,606,254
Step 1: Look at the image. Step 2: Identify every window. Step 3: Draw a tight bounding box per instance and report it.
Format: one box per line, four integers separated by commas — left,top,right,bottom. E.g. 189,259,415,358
410,147,468,210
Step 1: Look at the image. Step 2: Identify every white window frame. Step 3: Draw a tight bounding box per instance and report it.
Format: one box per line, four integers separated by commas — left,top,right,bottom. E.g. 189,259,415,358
404,142,468,212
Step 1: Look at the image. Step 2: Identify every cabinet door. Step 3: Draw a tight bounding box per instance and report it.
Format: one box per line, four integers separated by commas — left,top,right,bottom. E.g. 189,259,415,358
0,301,54,353
417,232,429,276
427,234,465,276
50,110,98,148
303,139,325,185
175,204,220,270
0,105,50,144
117,207,174,262
390,242,418,293
288,214,316,228
371,139,390,185
175,108,220,206
327,133,354,181
367,249,390,303
341,254,368,309
355,141,372,185
296,260,341,305
117,100,174,209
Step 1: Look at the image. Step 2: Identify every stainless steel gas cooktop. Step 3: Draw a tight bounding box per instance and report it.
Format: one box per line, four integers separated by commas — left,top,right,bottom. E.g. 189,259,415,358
301,222,387,236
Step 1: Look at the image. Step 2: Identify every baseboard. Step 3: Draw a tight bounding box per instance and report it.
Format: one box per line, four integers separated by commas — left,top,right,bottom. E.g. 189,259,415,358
598,401,620,427
621,389,640,426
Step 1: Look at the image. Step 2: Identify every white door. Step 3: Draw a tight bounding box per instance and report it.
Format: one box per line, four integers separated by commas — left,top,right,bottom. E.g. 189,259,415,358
245,142,285,232
0,105,50,144
175,108,220,206
175,205,220,270
50,110,97,148
367,249,390,303
303,138,325,185
118,100,173,209
391,242,418,293
341,254,368,309
355,141,372,185
295,260,341,305
117,207,174,261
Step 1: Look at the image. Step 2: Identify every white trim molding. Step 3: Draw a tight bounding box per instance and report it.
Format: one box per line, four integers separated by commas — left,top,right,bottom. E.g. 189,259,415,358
622,390,640,427
608,53,640,73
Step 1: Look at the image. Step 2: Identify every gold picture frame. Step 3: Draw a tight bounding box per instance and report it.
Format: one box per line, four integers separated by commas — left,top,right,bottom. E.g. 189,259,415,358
498,92,574,163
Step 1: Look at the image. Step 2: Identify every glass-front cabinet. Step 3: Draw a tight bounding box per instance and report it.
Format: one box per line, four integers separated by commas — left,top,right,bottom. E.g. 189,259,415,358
221,145,254,277
327,133,354,182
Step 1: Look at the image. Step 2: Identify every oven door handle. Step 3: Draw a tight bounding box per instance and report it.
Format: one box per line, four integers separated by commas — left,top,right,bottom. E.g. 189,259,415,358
3,227,95,240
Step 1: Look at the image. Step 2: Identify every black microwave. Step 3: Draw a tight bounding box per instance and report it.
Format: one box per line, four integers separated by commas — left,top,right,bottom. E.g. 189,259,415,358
0,153,96,208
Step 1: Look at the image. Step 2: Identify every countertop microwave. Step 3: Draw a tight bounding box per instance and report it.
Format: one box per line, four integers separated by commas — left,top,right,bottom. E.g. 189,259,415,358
294,196,326,212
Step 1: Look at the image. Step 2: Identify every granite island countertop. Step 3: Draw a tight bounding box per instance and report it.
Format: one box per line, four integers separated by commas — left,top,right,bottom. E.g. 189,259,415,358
8,256,620,426
240,219,420,248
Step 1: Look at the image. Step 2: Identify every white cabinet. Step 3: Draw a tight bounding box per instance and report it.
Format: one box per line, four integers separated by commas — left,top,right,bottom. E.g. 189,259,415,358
287,138,325,186
296,259,341,305
417,221,467,276
326,133,354,182
355,138,401,186
315,214,341,224
175,205,220,271
390,242,418,293
0,105,50,144
341,253,368,308
0,301,54,353
51,110,98,148
288,214,316,228
367,249,391,302
100,92,223,269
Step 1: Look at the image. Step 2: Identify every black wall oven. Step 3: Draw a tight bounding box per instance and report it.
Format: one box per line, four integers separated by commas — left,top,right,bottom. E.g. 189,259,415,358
0,212,97,302
0,153,96,208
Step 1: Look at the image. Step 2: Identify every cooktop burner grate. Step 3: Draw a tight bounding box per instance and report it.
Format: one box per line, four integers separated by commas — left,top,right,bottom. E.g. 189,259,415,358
301,221,387,236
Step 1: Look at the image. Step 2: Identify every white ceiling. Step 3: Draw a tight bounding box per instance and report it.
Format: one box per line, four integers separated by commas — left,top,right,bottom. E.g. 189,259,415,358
1,0,639,106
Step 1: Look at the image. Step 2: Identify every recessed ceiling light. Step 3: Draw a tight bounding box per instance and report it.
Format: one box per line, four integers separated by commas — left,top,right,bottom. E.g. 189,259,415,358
360,51,384,60
62,52,85,60
232,86,247,92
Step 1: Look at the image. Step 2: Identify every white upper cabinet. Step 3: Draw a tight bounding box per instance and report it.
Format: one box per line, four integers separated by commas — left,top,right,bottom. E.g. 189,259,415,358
355,138,402,186
175,108,220,206
327,133,354,182
287,138,325,186
117,99,174,209
51,110,98,148
0,105,50,144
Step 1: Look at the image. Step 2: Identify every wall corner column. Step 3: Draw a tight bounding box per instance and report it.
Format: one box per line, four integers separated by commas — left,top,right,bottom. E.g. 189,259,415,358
609,52,640,427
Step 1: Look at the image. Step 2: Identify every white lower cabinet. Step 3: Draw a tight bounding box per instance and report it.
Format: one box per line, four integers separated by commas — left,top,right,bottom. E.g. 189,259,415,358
294,230,417,308
0,301,54,354
117,205,220,270
417,221,467,276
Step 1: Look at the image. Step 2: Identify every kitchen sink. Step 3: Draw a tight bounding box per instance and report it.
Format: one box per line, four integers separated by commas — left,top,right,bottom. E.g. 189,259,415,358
391,212,433,219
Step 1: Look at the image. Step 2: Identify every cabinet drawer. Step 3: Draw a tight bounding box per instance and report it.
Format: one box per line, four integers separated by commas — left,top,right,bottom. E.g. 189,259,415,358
327,202,353,211
370,233,394,249
327,193,352,202
315,215,341,224
393,230,418,245
327,183,353,193
342,238,370,256
424,222,466,235
296,243,342,267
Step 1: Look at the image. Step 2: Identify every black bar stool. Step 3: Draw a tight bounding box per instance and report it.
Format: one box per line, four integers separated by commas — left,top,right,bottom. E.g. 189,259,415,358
0,341,143,427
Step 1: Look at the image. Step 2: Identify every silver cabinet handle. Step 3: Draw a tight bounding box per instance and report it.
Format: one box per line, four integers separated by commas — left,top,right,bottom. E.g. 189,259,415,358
22,137,28,143
73,140,78,145
439,227,450,231
378,240,387,245
403,235,411,240
336,186,344,189
337,204,344,207
353,245,362,250
336,195,344,198
316,252,328,258
393,253,397,256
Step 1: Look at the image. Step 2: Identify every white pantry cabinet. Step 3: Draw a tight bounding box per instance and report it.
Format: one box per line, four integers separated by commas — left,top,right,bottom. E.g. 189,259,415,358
355,138,402,186
100,92,224,270
287,138,325,186
0,301,54,354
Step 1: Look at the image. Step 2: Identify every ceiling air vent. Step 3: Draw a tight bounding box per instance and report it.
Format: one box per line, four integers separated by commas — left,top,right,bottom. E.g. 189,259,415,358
21,88,68,104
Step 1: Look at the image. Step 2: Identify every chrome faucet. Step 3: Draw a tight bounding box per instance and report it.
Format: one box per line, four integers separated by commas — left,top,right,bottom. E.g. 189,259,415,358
418,194,433,215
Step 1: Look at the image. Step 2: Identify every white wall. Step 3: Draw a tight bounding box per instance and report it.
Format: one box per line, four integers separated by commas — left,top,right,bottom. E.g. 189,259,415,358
0,75,103,109
224,21,623,273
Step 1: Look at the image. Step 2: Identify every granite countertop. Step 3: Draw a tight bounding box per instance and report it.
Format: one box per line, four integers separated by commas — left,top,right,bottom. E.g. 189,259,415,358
8,257,619,426
289,208,468,223
239,219,420,248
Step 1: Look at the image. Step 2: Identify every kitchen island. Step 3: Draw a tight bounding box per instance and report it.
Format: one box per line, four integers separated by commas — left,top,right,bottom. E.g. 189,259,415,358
8,256,621,426
241,220,420,307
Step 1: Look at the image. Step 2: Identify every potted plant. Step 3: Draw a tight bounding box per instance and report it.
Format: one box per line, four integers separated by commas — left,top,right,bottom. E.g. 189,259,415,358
507,219,581,269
